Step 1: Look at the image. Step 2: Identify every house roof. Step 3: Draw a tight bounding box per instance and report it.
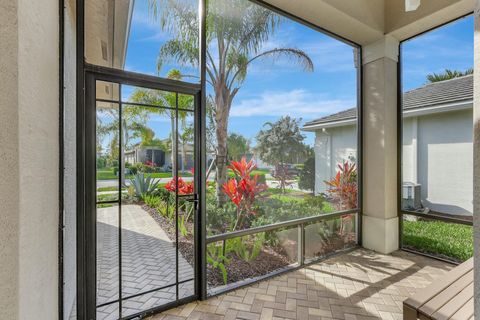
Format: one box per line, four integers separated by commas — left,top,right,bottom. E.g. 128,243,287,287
303,74,473,129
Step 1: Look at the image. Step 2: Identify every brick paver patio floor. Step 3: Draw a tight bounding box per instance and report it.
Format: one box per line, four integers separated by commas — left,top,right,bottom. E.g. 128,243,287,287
149,249,452,320
96,205,194,320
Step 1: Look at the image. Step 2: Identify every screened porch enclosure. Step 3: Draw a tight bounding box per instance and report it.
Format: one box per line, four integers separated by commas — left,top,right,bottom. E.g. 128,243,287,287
59,0,476,320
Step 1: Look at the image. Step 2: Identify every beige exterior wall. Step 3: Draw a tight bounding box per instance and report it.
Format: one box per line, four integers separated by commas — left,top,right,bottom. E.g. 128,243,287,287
0,0,59,319
0,1,20,318
63,0,77,318
362,37,399,254
313,126,357,194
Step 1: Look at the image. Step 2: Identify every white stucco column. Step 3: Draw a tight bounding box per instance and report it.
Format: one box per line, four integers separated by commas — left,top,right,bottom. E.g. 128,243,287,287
473,1,480,317
361,35,399,254
0,0,59,318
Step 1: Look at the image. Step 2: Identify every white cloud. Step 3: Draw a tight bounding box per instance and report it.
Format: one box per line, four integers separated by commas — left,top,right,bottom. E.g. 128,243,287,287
230,89,355,118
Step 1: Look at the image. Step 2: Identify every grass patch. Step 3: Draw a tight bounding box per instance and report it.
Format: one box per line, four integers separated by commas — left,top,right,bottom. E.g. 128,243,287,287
96,168,192,180
403,219,473,262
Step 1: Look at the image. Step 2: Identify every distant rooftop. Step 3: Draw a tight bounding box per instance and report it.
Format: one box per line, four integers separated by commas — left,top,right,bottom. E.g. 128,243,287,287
303,74,473,129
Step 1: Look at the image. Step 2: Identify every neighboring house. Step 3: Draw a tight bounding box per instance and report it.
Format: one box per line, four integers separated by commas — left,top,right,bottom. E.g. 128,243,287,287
126,143,216,172
303,75,473,216
245,152,273,170
125,144,195,171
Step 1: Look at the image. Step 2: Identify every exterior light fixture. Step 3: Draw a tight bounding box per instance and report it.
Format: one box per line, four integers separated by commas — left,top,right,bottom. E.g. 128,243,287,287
405,0,421,12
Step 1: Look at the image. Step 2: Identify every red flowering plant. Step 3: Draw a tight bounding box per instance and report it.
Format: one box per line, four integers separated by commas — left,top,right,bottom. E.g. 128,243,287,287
324,161,357,240
222,157,267,231
164,175,196,229
164,176,194,195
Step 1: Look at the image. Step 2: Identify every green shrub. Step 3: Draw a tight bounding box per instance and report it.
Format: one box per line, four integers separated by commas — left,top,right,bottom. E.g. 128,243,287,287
298,156,315,192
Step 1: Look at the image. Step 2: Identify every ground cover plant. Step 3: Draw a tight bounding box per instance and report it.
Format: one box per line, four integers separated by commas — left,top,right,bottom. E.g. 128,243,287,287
402,218,473,262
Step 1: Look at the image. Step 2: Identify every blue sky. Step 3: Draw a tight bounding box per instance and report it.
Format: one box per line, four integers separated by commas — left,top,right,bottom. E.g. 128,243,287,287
122,1,473,147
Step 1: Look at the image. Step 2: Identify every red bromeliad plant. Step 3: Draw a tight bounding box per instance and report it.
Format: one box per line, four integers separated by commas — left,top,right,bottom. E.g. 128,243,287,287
164,176,194,195
324,161,357,239
222,157,267,230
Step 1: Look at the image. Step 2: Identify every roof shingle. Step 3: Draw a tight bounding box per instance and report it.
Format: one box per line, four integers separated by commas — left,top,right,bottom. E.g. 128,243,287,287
303,74,473,127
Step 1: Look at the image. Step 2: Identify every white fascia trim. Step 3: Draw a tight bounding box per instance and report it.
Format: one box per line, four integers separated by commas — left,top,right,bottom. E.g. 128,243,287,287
302,118,357,131
121,1,135,69
302,100,472,131
403,100,472,118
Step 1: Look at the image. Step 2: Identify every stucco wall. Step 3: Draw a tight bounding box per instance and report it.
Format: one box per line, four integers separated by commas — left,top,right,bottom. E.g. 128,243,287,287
0,1,20,318
314,126,357,194
63,0,77,318
314,108,473,216
415,110,473,215
17,0,59,318
0,0,59,318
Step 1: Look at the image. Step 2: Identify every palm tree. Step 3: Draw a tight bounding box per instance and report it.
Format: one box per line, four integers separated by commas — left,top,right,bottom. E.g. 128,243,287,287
130,69,192,174
149,0,313,205
426,68,473,83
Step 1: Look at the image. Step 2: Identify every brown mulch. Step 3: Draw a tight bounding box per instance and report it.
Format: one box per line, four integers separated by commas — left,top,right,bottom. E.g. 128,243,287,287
206,245,293,288
141,203,293,287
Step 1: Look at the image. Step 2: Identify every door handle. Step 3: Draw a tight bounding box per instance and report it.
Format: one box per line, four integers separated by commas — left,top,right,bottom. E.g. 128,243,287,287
185,193,199,210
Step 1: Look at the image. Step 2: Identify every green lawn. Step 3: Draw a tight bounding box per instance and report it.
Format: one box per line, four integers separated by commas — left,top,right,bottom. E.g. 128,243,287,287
403,219,473,262
97,168,192,180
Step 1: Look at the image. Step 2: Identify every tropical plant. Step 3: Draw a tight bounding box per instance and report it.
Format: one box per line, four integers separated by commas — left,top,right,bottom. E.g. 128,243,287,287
229,234,265,262
426,68,473,83
207,243,230,285
143,194,162,208
298,156,315,192
164,176,194,195
148,0,313,205
222,157,267,230
324,161,357,211
129,173,160,199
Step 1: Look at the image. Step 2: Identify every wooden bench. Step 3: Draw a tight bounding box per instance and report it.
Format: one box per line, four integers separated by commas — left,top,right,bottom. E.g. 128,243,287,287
403,258,474,320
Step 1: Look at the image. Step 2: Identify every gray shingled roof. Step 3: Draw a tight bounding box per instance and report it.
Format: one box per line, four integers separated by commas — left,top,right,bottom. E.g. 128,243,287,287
303,74,473,127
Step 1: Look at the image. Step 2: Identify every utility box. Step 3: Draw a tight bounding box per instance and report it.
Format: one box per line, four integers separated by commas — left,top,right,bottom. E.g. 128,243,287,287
402,182,422,210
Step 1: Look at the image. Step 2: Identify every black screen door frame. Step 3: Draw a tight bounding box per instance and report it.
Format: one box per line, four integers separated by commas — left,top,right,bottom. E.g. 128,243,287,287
80,64,204,320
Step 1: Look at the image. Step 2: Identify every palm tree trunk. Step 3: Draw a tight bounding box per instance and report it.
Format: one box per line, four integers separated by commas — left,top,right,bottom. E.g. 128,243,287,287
214,90,230,206
170,115,175,175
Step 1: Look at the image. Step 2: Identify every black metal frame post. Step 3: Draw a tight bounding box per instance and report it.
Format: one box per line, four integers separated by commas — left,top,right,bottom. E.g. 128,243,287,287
81,70,202,319
198,0,208,301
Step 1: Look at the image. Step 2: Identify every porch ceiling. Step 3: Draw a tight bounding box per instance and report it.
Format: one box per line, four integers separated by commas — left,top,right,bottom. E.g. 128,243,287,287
261,0,473,45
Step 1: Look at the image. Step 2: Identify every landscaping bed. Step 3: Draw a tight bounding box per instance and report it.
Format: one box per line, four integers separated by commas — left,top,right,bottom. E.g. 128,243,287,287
142,203,293,287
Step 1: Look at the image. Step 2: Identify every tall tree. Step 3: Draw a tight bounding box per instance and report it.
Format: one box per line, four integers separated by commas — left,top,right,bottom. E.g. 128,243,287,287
149,0,313,205
130,69,192,172
426,68,473,83
255,116,306,166
179,123,194,172
227,133,250,161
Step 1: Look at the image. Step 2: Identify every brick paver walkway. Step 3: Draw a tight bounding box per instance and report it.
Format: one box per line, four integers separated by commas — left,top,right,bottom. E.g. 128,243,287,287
96,205,194,320
149,249,452,320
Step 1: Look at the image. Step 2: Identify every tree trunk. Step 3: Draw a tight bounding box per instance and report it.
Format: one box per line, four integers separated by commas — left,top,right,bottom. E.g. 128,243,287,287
214,88,231,206
170,115,176,175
